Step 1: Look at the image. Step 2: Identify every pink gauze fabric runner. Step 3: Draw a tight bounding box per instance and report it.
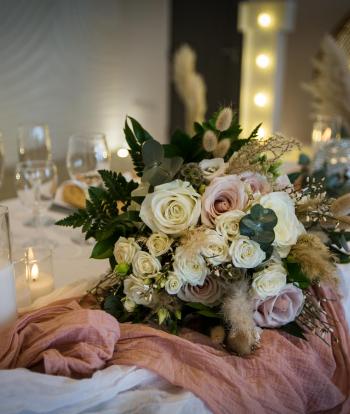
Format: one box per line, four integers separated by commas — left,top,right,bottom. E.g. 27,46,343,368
0,288,349,414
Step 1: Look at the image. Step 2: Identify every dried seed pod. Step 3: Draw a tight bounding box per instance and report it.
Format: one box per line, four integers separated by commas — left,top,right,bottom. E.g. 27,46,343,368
202,130,218,152
215,107,233,131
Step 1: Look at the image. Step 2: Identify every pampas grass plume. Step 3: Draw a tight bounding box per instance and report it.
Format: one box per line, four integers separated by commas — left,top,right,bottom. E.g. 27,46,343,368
215,107,233,131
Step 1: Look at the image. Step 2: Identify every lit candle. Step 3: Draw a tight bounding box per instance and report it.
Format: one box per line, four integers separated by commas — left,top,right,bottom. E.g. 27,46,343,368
0,261,17,326
28,262,54,302
15,277,32,308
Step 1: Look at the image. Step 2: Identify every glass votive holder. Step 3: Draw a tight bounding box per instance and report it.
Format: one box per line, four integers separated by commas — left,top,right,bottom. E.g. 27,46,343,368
311,114,341,151
17,247,55,303
12,250,32,308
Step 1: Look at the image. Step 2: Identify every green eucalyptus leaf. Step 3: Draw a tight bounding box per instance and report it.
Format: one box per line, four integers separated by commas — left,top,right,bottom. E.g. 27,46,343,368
142,139,164,166
91,238,115,259
142,165,171,186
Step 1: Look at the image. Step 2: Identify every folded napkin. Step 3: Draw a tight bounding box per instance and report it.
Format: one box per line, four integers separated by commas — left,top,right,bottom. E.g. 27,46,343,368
0,288,349,414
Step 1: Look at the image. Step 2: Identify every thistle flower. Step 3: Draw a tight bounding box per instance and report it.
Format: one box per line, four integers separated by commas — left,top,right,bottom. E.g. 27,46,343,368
215,107,233,131
213,138,231,158
202,130,218,152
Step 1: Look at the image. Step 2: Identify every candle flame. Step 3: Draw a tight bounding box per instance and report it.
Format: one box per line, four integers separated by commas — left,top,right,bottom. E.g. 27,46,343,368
31,263,39,281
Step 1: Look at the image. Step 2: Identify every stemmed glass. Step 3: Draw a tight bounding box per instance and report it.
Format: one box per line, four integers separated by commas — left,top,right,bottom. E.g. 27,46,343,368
15,160,58,246
66,133,111,186
17,124,52,162
66,133,110,244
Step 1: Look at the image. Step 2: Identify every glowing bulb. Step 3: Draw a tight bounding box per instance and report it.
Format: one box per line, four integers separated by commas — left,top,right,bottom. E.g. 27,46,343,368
31,263,39,281
256,54,270,69
257,13,272,28
117,148,129,158
257,127,266,139
254,92,268,107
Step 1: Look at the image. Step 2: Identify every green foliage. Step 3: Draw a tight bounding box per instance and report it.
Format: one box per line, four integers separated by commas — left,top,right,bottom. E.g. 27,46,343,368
280,321,307,340
239,204,277,253
56,171,140,259
284,259,311,289
184,302,221,319
327,230,350,263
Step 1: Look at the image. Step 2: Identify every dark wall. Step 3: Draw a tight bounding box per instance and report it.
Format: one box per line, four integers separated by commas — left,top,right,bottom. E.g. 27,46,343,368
170,0,242,132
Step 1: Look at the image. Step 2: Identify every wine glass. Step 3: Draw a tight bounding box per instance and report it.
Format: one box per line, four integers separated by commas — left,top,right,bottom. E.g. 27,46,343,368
0,133,4,189
17,124,52,162
66,132,111,186
15,160,58,246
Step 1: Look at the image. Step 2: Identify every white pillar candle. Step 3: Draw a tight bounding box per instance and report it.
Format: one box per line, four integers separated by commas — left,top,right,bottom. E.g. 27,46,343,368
15,278,32,308
0,263,17,327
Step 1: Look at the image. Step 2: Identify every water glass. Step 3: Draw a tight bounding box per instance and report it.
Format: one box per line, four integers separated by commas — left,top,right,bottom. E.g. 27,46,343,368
18,124,52,162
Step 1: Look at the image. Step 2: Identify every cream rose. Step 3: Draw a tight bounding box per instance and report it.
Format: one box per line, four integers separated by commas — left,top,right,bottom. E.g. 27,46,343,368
132,251,161,278
140,180,201,236
199,158,227,182
201,175,249,226
177,275,223,306
114,237,141,264
123,275,156,306
260,192,305,258
215,210,246,241
173,246,208,286
200,229,230,265
146,233,172,257
165,272,183,294
229,236,266,268
251,263,287,300
123,297,136,312
239,172,271,195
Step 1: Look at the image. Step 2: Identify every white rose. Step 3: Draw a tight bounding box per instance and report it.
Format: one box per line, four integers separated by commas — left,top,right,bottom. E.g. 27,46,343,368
215,210,246,241
132,251,161,278
140,180,201,236
200,229,230,265
173,246,208,286
273,175,292,191
165,272,183,294
124,297,136,312
123,275,157,306
146,233,172,257
260,192,305,258
229,236,266,268
199,158,227,182
114,237,141,264
252,263,287,299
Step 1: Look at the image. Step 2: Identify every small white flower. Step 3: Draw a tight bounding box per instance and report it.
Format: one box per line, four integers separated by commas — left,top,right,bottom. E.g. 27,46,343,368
252,263,287,300
199,158,227,182
140,180,201,236
146,233,172,257
165,272,183,294
173,245,208,286
213,138,231,158
123,275,156,306
260,192,305,258
215,107,233,131
132,251,161,278
202,130,218,152
215,210,246,241
114,237,141,264
229,236,266,268
200,229,230,266
124,297,136,312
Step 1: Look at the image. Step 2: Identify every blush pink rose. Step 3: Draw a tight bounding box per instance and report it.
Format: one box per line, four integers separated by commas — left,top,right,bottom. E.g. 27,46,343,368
239,172,271,195
201,175,248,226
177,275,223,307
253,283,304,328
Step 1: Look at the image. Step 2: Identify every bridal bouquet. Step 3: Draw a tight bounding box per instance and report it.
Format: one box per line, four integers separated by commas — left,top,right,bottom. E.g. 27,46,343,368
58,107,345,355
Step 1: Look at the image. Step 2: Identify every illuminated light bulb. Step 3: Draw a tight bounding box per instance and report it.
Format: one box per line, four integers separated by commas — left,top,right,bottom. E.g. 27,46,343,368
256,54,270,69
117,148,129,158
257,127,266,139
257,13,272,28
254,92,268,107
31,263,39,281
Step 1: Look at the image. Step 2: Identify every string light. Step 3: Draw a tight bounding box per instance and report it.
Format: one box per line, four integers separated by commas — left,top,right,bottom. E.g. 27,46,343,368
257,13,272,28
254,92,268,107
255,54,270,69
117,148,129,158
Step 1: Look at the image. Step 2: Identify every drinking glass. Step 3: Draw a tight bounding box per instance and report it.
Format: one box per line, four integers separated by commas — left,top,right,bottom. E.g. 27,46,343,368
66,133,111,187
0,133,4,188
17,124,52,162
0,205,17,327
15,160,58,245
